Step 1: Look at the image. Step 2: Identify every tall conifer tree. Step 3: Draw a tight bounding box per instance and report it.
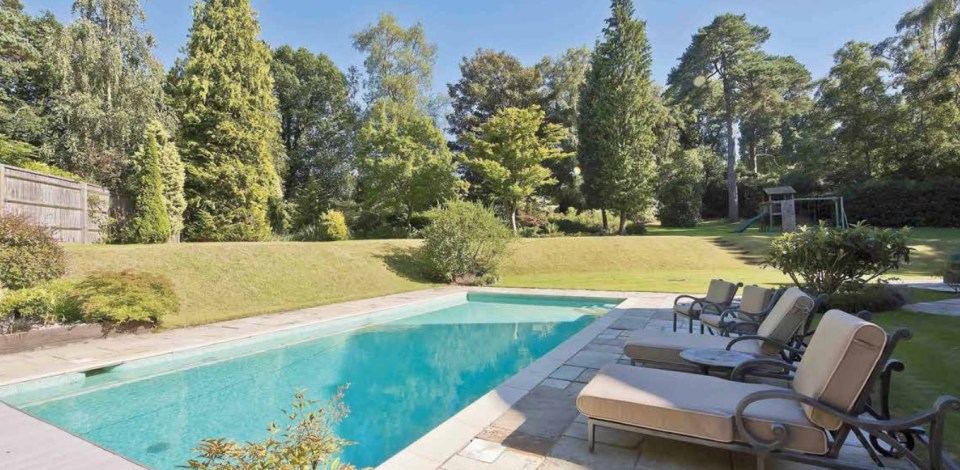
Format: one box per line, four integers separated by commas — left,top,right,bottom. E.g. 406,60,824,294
172,0,283,241
578,0,659,234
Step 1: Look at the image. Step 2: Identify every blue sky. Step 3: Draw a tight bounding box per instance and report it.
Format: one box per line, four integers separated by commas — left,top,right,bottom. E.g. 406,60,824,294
26,0,913,91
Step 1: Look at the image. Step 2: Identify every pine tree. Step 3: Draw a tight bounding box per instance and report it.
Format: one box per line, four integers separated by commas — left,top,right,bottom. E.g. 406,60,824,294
172,0,283,241
123,124,171,244
578,0,659,234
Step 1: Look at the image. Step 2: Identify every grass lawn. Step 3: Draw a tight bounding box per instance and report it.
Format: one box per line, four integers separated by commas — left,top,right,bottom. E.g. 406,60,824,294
66,240,431,328
871,311,960,458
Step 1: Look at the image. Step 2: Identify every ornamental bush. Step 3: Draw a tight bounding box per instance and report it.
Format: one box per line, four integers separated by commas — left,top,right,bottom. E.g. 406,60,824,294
764,222,911,296
845,178,960,227
319,210,349,241
72,271,178,328
120,125,172,244
0,213,66,290
0,280,81,333
418,201,513,285
657,148,705,227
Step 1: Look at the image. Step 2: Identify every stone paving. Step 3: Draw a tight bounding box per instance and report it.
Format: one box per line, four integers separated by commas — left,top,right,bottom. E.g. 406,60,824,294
904,298,960,316
384,299,913,470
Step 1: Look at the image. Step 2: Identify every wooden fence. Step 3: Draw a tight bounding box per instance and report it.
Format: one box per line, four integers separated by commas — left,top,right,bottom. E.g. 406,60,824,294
0,164,110,243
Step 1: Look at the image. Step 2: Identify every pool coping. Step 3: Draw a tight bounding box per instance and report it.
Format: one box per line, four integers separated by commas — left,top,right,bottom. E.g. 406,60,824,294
0,286,648,470
375,293,633,469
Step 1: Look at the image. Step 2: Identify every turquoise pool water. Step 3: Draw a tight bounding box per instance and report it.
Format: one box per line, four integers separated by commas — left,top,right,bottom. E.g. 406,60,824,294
1,293,618,469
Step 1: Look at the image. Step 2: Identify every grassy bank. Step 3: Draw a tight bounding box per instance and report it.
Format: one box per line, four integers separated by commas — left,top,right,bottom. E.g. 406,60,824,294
65,223,953,327
66,240,430,328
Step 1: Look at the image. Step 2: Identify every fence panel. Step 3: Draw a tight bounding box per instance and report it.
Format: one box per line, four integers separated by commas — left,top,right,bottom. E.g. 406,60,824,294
0,164,110,243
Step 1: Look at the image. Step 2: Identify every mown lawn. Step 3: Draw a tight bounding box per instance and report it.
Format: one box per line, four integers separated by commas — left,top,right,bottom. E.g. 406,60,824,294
66,240,431,328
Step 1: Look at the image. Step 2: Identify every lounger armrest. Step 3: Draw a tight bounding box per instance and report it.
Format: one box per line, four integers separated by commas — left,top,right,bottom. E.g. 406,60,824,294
735,390,960,467
725,335,804,357
730,358,796,382
673,295,702,308
721,320,761,336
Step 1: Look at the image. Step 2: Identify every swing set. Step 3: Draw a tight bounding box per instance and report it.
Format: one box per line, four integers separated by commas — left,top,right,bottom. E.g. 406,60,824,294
733,186,849,233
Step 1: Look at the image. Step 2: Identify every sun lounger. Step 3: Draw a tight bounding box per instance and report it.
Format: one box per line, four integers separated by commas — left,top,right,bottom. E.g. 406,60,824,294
626,287,819,370
673,279,742,333
579,310,960,470
699,286,781,335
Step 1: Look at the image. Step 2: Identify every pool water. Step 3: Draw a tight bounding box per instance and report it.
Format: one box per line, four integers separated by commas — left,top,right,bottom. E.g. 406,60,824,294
1,293,618,469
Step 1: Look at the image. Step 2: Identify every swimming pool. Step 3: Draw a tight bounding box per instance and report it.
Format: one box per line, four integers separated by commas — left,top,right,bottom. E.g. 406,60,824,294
0,292,619,469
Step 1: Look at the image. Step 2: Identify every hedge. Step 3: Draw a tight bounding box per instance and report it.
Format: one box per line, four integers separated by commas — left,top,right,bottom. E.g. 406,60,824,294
845,178,960,227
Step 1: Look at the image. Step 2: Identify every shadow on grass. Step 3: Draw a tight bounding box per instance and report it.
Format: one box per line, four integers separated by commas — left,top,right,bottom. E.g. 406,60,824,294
377,246,433,283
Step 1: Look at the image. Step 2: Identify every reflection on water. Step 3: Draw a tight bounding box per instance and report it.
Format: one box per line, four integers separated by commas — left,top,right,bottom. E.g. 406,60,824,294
21,298,606,469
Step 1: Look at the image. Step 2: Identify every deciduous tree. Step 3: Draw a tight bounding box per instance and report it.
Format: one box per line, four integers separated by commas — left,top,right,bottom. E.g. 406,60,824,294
464,106,569,232
352,13,436,108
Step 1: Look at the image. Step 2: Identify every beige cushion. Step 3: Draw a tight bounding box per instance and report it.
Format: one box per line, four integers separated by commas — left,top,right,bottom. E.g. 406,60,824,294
699,313,726,328
740,286,774,316
577,365,829,454
623,330,762,366
755,287,815,355
674,301,696,318
706,279,740,305
792,310,886,431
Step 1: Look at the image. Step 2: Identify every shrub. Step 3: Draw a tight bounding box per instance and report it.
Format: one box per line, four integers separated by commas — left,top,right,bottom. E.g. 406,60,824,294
0,213,66,290
418,201,513,285
845,178,960,227
764,222,911,296
827,284,907,313
187,387,355,470
319,210,349,241
72,271,178,328
657,148,705,227
120,125,172,244
624,222,647,235
0,280,81,333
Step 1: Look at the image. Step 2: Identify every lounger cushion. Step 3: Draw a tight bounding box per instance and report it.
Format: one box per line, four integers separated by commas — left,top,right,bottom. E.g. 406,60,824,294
699,313,730,328
792,310,886,431
740,285,774,316
674,301,696,318
577,365,829,454
706,279,740,304
755,287,815,355
623,330,762,366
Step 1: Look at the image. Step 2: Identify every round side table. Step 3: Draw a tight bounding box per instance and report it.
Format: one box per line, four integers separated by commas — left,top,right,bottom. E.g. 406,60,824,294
679,347,755,378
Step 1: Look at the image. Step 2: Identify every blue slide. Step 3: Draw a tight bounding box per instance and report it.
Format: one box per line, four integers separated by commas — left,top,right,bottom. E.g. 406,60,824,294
732,211,768,233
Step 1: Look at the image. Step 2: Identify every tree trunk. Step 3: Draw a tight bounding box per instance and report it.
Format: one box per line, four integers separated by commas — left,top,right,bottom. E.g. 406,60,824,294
618,210,627,235
721,59,739,223
750,141,758,174
511,208,518,233
601,208,608,233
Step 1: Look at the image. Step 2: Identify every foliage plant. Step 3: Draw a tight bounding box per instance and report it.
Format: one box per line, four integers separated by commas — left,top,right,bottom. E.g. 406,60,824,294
150,122,187,240
657,148,706,227
0,134,86,181
578,0,659,234
272,45,357,216
72,270,178,328
319,210,350,241
826,284,907,313
355,99,464,230
171,0,283,242
120,122,173,244
0,213,66,290
764,222,912,295
47,0,168,186
418,201,513,285
351,13,436,107
0,280,81,333
464,106,570,232
186,387,355,470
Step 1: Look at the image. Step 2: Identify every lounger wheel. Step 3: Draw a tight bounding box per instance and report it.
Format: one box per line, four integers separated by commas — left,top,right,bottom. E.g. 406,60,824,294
868,428,919,458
